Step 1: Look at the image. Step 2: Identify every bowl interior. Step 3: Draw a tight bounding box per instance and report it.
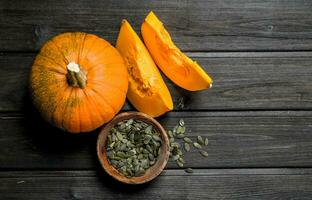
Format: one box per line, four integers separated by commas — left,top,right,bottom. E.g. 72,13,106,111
97,112,170,184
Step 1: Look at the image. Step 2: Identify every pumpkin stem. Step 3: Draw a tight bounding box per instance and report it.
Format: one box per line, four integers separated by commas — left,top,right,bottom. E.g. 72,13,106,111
66,62,87,89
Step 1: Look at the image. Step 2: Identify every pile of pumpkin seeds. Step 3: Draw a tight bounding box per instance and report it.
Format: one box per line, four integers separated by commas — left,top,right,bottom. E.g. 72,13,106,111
167,119,209,173
106,119,162,178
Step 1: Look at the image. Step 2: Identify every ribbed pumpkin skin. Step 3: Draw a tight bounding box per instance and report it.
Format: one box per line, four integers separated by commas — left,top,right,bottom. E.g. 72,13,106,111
30,32,128,133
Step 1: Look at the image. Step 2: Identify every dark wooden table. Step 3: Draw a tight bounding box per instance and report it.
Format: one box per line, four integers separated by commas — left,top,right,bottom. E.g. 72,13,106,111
1,0,312,199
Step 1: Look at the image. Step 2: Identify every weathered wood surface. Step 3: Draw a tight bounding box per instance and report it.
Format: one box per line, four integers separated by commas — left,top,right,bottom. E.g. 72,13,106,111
1,0,312,198
1,111,311,169
1,0,312,52
1,169,312,200
1,52,312,112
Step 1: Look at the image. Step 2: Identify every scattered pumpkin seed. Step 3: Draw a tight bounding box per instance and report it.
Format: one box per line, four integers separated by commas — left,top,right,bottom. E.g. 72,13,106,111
199,150,209,157
176,126,183,134
204,138,209,146
176,134,185,139
180,126,186,134
178,157,185,164
172,155,180,161
167,119,210,171
185,168,193,173
183,137,192,143
179,119,185,126
176,160,184,167
197,136,204,145
193,142,202,149
184,143,190,152
167,130,173,138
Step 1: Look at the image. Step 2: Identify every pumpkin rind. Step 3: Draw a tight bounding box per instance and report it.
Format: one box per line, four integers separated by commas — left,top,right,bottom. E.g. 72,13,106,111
116,20,173,117
141,11,213,91
30,32,128,133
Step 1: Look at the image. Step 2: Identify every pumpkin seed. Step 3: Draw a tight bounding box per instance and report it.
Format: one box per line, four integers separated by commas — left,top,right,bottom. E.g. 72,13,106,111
184,143,190,152
137,154,144,159
168,130,173,138
185,168,193,173
179,119,185,126
178,157,185,164
120,143,127,151
146,144,153,153
199,150,209,157
153,149,158,157
150,160,156,165
134,168,145,177
176,134,185,139
177,126,183,134
158,147,162,156
127,119,134,126
144,135,152,144
204,138,209,146
129,149,136,156
152,135,162,142
193,142,202,149
112,133,117,141
180,126,186,134
183,137,192,143
130,133,134,142
197,136,204,145
119,123,126,130
148,153,154,161
176,160,184,167
117,151,127,158
145,125,153,134
172,154,180,161
172,130,176,137
109,141,115,148
142,149,149,154
177,149,183,156
116,132,123,141
171,142,180,148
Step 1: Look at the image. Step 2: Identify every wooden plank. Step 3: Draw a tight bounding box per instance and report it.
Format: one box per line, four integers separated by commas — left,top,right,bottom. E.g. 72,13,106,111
1,52,312,112
1,0,312,51
1,169,312,199
1,111,312,169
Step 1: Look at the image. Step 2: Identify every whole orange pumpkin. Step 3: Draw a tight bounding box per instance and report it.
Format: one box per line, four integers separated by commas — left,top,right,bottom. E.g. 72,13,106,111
30,32,128,133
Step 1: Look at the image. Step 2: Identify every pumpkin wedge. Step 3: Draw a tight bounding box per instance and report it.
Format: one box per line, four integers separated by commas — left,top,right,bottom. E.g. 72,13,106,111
116,20,173,117
141,11,213,91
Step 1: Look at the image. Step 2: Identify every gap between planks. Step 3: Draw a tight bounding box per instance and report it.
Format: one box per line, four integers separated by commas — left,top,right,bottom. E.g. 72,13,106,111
1,51,312,58
1,110,312,119
1,168,312,178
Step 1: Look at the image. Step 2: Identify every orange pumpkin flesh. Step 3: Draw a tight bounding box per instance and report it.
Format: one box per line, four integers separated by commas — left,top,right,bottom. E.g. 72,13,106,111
30,32,128,133
116,20,173,117
141,11,213,91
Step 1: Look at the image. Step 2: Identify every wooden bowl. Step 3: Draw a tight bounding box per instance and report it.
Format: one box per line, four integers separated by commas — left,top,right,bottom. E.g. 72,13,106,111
97,111,170,184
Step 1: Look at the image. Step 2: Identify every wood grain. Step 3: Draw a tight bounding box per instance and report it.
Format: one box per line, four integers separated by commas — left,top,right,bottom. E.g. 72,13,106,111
1,111,311,169
1,52,312,112
1,0,312,198
1,169,312,200
0,0,312,51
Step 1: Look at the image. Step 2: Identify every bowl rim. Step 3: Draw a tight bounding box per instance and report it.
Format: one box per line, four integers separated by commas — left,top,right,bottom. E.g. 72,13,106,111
96,111,170,184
